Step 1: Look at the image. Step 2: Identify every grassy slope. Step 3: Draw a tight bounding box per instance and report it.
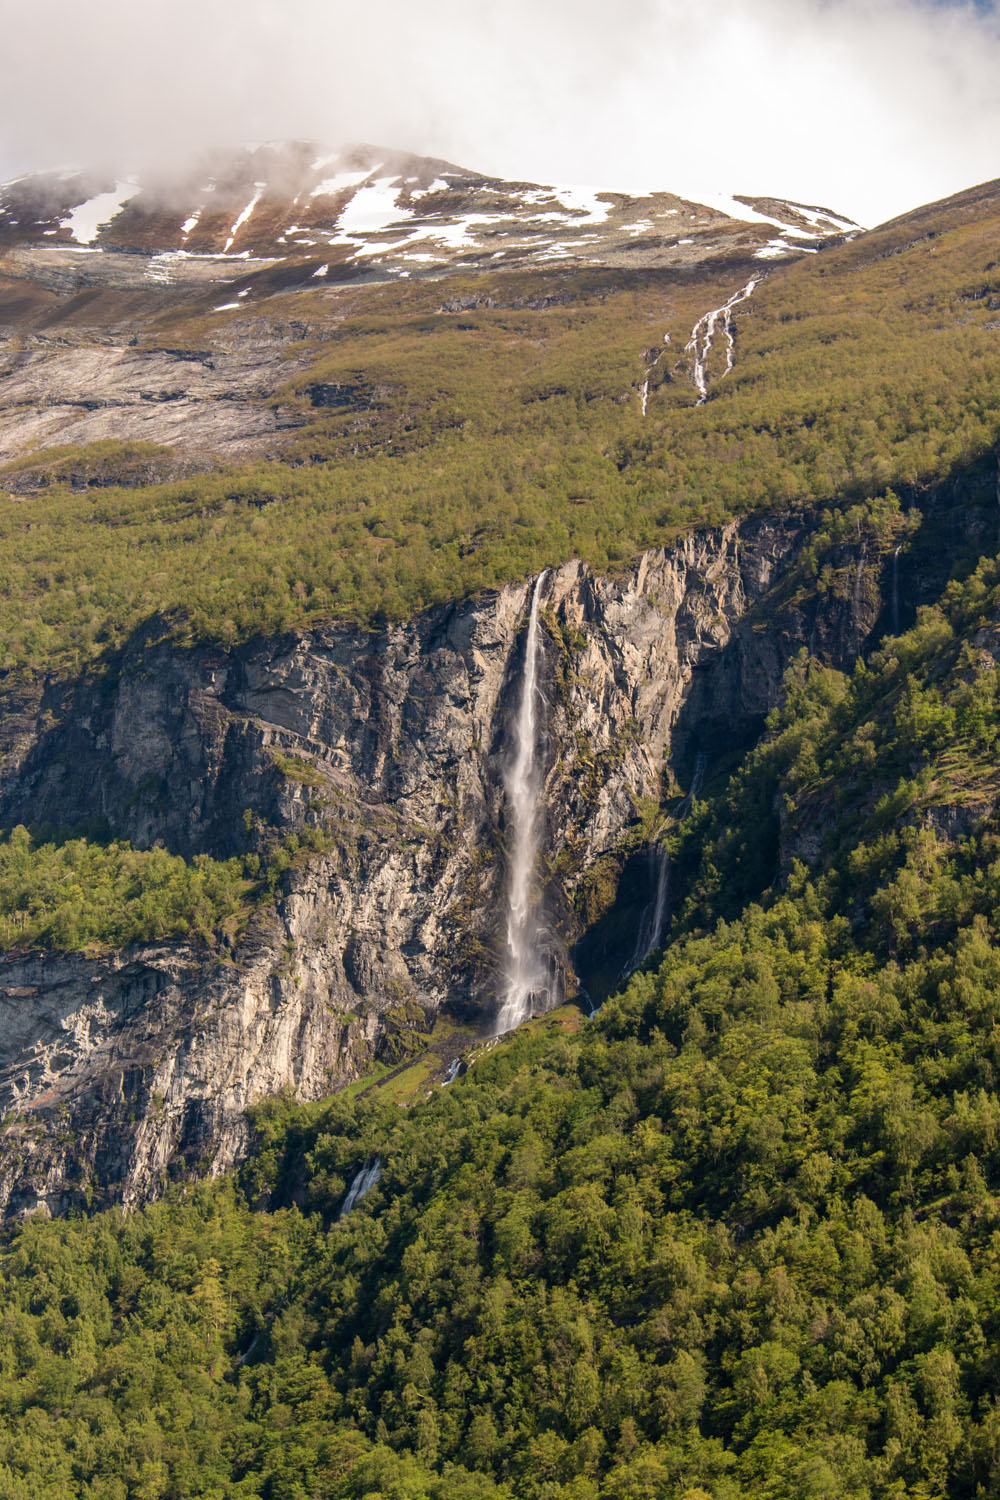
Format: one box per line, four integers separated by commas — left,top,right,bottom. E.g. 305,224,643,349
2,181,1000,679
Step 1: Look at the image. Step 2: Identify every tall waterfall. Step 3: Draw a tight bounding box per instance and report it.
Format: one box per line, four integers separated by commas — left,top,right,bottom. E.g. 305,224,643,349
497,572,551,1035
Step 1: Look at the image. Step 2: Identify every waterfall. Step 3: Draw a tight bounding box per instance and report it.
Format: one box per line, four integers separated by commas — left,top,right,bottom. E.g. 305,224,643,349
689,750,707,804
639,333,670,417
685,277,760,404
497,572,552,1035
892,544,902,636
338,1158,382,1219
623,752,707,979
623,842,671,977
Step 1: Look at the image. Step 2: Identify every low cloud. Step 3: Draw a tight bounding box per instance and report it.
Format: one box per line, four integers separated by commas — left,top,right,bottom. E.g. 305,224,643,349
2,0,999,222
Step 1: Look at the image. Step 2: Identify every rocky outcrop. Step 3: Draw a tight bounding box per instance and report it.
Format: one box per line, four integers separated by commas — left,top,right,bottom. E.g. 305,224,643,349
0,321,315,462
0,512,886,1216
0,931,378,1217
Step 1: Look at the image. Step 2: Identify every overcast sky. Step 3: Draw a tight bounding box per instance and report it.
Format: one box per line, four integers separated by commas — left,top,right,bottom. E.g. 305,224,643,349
2,0,999,225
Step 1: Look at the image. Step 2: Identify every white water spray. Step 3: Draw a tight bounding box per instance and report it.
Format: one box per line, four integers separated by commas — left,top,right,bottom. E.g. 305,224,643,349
639,333,671,417
624,842,671,976
497,572,552,1034
338,1159,382,1219
623,753,708,978
685,277,760,403
892,543,902,635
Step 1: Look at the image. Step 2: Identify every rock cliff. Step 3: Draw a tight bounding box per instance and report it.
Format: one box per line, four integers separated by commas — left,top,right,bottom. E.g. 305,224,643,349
0,512,886,1216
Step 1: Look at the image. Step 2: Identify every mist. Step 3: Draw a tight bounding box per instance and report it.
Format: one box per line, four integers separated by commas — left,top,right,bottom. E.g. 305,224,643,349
2,0,999,224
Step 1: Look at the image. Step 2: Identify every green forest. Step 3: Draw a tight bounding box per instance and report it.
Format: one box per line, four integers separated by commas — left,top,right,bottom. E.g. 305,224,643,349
0,826,253,951
4,562,1000,1497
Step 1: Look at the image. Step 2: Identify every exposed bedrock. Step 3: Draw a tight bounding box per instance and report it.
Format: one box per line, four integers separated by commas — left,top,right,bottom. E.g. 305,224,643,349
0,511,888,1215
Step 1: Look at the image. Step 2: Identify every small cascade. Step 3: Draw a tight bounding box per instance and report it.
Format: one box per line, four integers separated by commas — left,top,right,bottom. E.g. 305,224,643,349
639,333,670,417
623,752,708,979
892,544,902,636
623,841,671,976
852,543,868,620
497,572,553,1035
685,276,760,403
688,749,707,804
338,1158,382,1219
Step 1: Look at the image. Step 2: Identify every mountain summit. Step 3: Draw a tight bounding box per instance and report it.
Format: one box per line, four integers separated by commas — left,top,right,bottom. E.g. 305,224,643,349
0,140,860,288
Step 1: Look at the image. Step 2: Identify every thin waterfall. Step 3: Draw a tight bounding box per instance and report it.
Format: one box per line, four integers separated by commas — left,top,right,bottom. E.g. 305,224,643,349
892,544,902,636
639,332,670,417
497,572,551,1034
624,842,671,977
338,1159,382,1219
623,752,707,979
685,277,760,404
689,749,707,804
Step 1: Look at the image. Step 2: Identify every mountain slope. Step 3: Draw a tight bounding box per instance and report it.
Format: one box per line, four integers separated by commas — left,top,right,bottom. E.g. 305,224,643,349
0,168,995,682
0,164,999,1211
1,149,1000,1498
4,563,1000,1497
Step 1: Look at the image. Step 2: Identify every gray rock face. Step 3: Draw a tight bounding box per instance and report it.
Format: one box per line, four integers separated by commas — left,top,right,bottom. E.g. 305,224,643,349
0,322,313,462
0,514,882,1216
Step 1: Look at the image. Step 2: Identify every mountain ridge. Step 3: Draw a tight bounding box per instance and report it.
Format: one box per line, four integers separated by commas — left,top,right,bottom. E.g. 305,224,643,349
0,140,860,284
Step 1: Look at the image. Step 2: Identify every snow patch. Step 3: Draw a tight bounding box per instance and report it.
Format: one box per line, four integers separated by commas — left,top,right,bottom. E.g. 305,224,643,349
674,189,782,226
551,186,612,223
61,181,137,244
754,238,819,259
335,177,411,236
674,188,862,239
422,214,497,248
310,167,376,199
223,185,265,253
783,202,860,233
